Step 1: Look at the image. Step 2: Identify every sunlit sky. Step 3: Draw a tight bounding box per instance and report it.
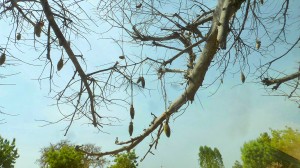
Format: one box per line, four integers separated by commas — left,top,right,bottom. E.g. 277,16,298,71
1,0,300,168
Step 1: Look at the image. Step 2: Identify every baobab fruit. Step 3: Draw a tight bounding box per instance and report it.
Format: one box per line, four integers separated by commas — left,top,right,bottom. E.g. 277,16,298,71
141,77,145,88
39,21,44,27
0,53,6,65
164,122,171,138
130,104,135,119
241,71,245,83
16,33,21,40
136,3,142,8
34,23,41,37
256,40,261,50
129,121,133,136
119,55,125,59
34,21,43,37
137,76,145,88
57,58,64,71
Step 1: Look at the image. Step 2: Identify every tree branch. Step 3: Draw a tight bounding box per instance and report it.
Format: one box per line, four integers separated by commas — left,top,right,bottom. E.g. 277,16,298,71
40,0,98,127
262,71,300,90
79,0,246,157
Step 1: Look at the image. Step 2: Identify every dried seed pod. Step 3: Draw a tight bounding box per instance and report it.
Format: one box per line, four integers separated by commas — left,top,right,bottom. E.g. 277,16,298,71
256,40,261,50
34,21,43,37
119,55,125,59
16,33,21,40
241,71,246,83
129,121,133,136
140,77,145,88
136,3,142,8
130,104,135,119
0,53,6,65
39,21,44,27
57,58,64,71
137,77,145,88
164,122,171,138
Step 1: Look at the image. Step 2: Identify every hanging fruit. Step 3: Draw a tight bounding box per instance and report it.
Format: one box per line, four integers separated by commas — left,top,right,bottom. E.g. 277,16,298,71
136,3,142,8
129,121,133,136
130,104,135,119
260,0,264,4
164,122,171,138
39,21,44,27
256,40,261,50
16,33,21,40
57,58,64,71
34,21,44,37
0,53,6,65
119,55,125,59
241,71,246,83
141,77,145,88
137,76,145,88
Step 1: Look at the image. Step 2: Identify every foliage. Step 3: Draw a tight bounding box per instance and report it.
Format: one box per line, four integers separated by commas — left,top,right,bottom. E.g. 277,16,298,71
198,146,224,168
109,150,138,168
38,140,107,168
0,136,19,168
38,141,84,168
80,144,108,168
241,127,300,168
270,127,300,160
241,133,275,168
232,160,243,168
266,162,283,168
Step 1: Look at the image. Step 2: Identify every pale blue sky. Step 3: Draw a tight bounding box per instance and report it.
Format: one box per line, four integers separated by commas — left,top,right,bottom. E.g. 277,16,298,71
1,69,299,168
1,0,300,168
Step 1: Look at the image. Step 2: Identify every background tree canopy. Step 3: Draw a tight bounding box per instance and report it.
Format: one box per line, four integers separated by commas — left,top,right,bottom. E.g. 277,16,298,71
0,135,19,168
199,145,224,168
0,0,299,165
232,160,243,168
37,140,107,168
241,127,300,168
197,127,300,168
109,150,138,168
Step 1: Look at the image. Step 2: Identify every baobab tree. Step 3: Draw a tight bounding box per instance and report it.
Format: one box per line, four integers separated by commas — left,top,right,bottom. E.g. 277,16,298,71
0,0,299,160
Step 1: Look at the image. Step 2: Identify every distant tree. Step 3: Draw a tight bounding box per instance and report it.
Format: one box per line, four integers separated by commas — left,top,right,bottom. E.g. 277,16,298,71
0,135,19,168
38,140,107,168
232,160,243,168
38,141,84,168
241,132,275,168
109,150,138,168
270,127,300,160
80,144,108,168
198,146,224,168
241,127,300,168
